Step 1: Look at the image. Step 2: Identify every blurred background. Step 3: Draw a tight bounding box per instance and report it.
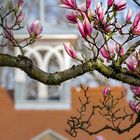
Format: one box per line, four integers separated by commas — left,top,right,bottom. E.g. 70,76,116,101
0,0,139,140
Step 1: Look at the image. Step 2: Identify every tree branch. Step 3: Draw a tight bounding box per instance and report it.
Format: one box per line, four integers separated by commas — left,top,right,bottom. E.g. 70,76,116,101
85,114,140,136
66,87,140,138
0,53,140,85
132,0,140,7
133,132,140,140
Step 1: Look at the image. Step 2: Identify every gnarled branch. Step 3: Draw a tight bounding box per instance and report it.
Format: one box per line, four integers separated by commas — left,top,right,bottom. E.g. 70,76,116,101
0,52,140,86
66,86,140,139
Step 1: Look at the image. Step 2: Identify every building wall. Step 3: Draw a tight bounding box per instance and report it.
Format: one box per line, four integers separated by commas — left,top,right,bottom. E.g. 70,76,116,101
0,86,139,140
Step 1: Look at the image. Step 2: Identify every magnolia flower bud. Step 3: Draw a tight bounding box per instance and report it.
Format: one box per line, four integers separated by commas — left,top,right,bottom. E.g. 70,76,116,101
129,100,140,113
107,0,114,7
83,15,93,36
131,12,140,35
100,45,115,60
115,43,125,56
103,87,110,96
28,20,43,37
97,2,105,21
130,86,140,96
77,15,93,39
115,0,126,11
132,12,140,27
132,27,140,35
66,12,77,24
126,8,132,23
63,43,77,59
100,47,110,60
86,0,92,9
60,0,77,9
77,19,87,38
125,56,138,72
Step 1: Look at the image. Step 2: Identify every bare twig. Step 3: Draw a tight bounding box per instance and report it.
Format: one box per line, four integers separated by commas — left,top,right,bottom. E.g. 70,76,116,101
66,87,140,139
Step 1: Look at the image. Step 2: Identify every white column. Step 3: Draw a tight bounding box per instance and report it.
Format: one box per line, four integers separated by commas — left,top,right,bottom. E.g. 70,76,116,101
38,83,48,99
40,0,45,24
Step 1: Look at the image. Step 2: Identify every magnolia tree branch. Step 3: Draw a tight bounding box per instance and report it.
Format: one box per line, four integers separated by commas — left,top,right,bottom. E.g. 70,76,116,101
0,0,140,139
132,0,140,7
66,86,140,139
133,133,140,140
0,0,140,86
0,52,140,86
73,116,140,135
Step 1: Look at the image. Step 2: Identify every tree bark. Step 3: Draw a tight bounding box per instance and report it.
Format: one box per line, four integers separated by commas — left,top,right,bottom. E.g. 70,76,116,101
0,53,140,86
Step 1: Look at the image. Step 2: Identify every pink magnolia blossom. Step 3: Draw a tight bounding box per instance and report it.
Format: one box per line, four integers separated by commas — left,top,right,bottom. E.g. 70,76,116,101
28,20,43,37
115,0,126,11
100,47,110,60
125,56,138,72
129,100,140,113
63,43,77,59
77,16,93,38
103,87,110,96
131,13,140,35
126,8,132,23
83,15,93,36
130,86,140,96
66,12,77,24
97,2,105,21
86,0,92,9
129,100,136,112
77,19,87,38
100,45,115,60
95,136,105,140
107,0,114,7
132,25,140,35
115,43,125,56
60,0,77,9
132,12,140,28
